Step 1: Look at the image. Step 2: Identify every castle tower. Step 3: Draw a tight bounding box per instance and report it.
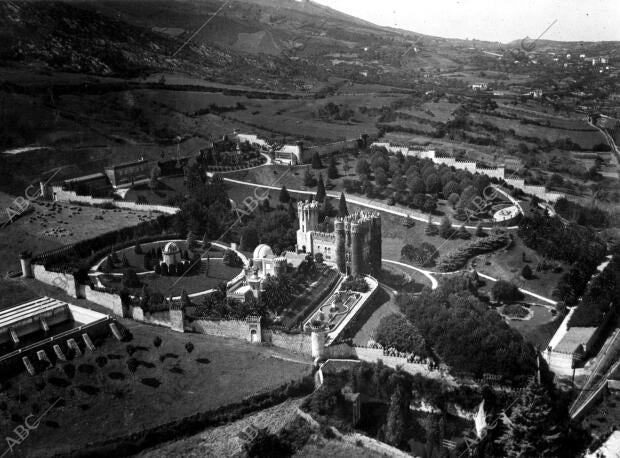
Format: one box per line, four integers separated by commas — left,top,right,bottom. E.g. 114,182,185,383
297,200,320,252
370,215,382,275
310,321,327,359
335,219,346,273
350,221,362,277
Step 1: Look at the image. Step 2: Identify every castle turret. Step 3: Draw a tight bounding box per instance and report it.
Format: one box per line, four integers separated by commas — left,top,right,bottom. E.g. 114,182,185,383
370,215,382,275
310,321,327,359
350,222,362,277
335,219,346,273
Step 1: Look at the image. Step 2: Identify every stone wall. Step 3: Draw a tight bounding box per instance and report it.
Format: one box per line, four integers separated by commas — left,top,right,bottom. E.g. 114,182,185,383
32,264,77,297
51,186,180,214
264,329,312,355
84,287,124,316
190,319,253,342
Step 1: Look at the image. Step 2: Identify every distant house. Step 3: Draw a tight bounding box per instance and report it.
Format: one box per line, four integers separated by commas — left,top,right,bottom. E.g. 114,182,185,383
236,133,268,149
274,142,304,165
61,172,111,197
544,326,599,375
471,82,488,91
104,158,152,188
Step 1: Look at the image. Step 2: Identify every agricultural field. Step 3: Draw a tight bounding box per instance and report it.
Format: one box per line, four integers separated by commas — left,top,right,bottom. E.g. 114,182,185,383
0,197,160,275
0,319,312,458
469,112,605,149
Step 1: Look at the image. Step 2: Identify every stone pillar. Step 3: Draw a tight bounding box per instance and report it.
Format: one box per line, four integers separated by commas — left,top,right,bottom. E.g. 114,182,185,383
19,252,33,278
170,302,185,333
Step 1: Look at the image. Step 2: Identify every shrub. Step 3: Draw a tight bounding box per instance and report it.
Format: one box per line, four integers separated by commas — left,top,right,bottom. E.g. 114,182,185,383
222,249,243,267
341,276,368,293
491,280,524,302
521,265,533,280
374,314,427,356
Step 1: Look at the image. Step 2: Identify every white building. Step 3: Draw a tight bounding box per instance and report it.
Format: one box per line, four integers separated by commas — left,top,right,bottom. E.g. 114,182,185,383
236,133,268,149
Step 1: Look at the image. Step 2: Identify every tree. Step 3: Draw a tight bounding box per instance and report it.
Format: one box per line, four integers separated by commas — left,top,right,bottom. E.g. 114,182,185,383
521,264,533,280
287,200,297,222
425,215,438,236
327,155,338,179
458,224,471,239
153,336,162,350
374,167,388,187
408,177,426,195
475,222,485,237
375,314,427,355
240,227,259,251
303,168,316,187
384,383,411,448
122,269,141,289
223,249,243,267
122,253,130,268
279,186,290,203
497,380,566,458
184,341,194,355
356,157,370,176
126,357,138,382
315,174,326,203
338,192,349,217
150,164,161,190
187,231,199,254
311,152,323,169
448,192,460,208
134,242,143,255
315,252,324,263
492,280,524,302
180,289,191,309
422,195,437,213
439,216,452,238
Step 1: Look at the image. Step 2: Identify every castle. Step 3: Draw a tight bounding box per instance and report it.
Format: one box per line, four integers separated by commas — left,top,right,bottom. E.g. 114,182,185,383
296,201,381,276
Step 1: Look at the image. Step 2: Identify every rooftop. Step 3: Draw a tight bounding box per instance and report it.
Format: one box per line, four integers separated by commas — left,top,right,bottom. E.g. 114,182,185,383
553,327,598,354
104,158,150,171
63,172,107,184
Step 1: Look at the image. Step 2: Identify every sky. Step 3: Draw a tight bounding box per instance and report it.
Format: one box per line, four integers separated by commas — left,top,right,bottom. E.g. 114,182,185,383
312,0,620,43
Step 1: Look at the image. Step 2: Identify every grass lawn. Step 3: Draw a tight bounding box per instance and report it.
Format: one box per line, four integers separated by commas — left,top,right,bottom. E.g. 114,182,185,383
102,259,240,296
0,320,312,457
499,304,561,348
352,286,401,347
475,235,568,299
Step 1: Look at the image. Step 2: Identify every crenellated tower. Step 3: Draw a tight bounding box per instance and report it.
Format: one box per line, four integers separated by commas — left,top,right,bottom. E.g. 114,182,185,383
350,221,362,277
335,219,346,272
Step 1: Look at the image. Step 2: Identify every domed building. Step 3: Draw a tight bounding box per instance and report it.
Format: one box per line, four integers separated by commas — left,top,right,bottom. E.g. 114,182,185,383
162,242,181,266
252,244,286,278
226,243,287,302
